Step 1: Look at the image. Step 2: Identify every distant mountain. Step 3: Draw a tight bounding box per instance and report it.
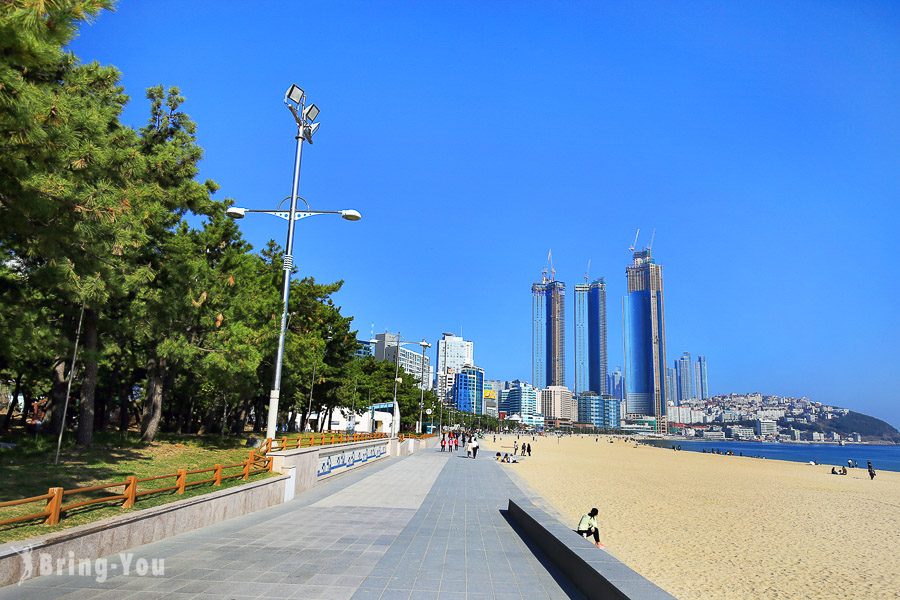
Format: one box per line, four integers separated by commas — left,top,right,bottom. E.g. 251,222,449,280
783,411,900,444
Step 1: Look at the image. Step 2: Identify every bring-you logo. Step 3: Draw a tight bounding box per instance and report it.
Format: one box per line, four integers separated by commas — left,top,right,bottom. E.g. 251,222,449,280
13,544,164,585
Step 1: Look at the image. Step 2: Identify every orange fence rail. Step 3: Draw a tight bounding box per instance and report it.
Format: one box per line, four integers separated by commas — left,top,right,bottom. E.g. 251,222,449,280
0,449,272,529
264,431,389,454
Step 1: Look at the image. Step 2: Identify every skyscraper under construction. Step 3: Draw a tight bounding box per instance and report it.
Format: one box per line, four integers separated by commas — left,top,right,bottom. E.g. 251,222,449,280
532,258,565,388
624,246,668,433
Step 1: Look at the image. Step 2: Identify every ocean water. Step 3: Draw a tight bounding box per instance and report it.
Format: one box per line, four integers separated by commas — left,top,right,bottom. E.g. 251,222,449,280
648,439,900,473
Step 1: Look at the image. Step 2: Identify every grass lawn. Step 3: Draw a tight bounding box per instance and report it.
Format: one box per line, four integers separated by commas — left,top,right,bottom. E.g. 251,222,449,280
0,430,278,544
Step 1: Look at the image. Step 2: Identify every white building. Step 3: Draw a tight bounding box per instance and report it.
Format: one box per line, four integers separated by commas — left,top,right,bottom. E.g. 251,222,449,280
305,407,394,434
727,425,754,440
435,333,474,403
540,386,576,421
374,333,433,391
755,419,777,438
702,429,726,440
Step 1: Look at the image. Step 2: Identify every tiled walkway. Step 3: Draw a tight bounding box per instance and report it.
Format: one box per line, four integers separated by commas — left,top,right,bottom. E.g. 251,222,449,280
2,446,582,600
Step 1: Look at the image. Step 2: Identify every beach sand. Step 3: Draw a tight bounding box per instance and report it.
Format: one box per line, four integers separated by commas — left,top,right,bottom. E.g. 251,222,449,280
485,435,900,600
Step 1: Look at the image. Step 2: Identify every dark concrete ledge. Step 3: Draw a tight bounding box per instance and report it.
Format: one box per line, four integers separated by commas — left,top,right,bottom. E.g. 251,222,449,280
507,499,676,600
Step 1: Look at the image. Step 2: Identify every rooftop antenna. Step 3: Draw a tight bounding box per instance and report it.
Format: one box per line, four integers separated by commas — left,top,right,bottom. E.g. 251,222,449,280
648,228,656,251
629,228,641,252
584,259,591,283
548,249,555,281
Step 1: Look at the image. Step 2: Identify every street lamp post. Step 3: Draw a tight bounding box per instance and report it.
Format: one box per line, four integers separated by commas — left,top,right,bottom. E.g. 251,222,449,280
226,83,362,441
417,339,431,434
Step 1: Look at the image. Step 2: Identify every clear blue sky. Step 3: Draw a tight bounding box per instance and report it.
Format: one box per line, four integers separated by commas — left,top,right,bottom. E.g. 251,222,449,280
70,1,900,427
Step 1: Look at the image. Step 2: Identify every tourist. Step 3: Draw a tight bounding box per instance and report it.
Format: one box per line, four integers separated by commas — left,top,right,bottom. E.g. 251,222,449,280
831,467,838,475
867,460,876,480
577,507,604,548
440,437,446,452
471,438,479,459
526,443,532,457
514,441,519,455
496,452,502,461
454,436,459,452
840,466,847,475
466,440,472,458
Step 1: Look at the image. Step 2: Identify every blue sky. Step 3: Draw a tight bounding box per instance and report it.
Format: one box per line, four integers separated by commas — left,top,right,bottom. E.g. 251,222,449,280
70,1,900,427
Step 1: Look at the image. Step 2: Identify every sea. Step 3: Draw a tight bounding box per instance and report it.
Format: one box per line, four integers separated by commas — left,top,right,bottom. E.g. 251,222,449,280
646,439,900,473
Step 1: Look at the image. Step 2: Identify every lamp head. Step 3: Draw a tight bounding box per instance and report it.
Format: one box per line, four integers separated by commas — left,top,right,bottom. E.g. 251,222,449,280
303,122,320,143
225,206,247,219
340,209,362,221
303,103,320,122
286,84,304,104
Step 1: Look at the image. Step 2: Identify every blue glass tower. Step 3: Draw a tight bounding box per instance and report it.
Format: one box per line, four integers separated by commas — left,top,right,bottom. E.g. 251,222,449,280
624,248,667,432
452,365,484,414
574,279,607,396
532,278,565,388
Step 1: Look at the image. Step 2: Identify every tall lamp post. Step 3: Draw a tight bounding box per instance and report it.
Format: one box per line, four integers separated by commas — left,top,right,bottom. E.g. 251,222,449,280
374,334,429,437
416,339,431,434
226,83,362,440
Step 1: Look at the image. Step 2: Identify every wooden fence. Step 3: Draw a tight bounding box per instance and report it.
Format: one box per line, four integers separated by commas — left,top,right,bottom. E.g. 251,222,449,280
0,431,430,531
0,449,271,529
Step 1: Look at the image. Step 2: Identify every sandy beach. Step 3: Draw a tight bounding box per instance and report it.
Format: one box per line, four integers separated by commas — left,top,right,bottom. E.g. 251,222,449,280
485,435,900,600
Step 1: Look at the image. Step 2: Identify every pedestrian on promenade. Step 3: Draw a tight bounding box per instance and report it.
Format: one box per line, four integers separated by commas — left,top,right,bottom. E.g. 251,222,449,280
440,437,446,452
472,438,479,459
868,460,877,480
526,443,531,457
454,436,459,452
466,440,472,458
577,508,604,549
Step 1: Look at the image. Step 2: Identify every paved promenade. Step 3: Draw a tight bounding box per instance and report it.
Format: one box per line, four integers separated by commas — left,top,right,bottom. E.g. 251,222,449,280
2,446,583,600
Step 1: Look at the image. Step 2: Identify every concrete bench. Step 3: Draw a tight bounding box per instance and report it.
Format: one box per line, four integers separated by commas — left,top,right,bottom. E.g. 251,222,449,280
507,499,676,600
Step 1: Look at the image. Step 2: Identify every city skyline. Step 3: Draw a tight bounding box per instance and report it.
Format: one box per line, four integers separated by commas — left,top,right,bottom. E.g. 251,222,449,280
69,2,900,428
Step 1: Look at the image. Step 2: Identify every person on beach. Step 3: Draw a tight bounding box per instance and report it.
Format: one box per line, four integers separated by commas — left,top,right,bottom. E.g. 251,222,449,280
867,461,876,480
577,508,604,548
526,443,531,457
514,441,519,455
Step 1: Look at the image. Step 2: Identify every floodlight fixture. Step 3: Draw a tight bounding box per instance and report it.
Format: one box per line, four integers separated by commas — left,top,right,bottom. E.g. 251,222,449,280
225,206,247,219
303,122,320,144
303,103,320,122
339,209,362,221
286,84,304,104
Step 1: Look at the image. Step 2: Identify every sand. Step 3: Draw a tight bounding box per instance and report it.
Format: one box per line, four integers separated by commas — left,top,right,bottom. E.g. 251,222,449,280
485,435,900,600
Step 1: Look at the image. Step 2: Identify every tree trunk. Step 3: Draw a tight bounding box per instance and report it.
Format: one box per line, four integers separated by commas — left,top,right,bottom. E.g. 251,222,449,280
2,373,22,431
119,382,130,433
140,356,166,442
76,309,99,446
47,358,68,436
327,407,334,432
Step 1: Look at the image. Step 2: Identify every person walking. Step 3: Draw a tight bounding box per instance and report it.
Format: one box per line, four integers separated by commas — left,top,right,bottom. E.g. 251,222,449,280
526,443,532,457
466,440,472,458
577,508,604,548
867,460,877,480
454,436,459,452
440,437,446,452
514,441,519,455
471,438,479,459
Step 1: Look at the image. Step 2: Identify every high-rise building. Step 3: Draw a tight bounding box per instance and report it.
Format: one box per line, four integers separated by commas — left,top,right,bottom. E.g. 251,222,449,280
623,247,668,433
435,333,474,405
665,367,677,406
577,393,622,430
533,276,565,388
574,279,608,396
607,367,625,401
696,355,709,399
374,333,433,390
500,380,544,429
483,382,499,417
676,352,693,405
451,365,484,414
355,339,375,358
540,386,577,421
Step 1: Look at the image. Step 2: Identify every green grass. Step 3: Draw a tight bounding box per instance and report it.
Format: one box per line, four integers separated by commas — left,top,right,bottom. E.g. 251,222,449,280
0,430,275,544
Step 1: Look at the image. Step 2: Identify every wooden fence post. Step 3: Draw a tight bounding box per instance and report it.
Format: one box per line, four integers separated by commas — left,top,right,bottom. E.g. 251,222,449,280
280,436,288,451
213,464,223,486
267,456,274,472
45,487,63,525
264,438,272,454
243,450,254,479
176,469,187,494
123,476,138,508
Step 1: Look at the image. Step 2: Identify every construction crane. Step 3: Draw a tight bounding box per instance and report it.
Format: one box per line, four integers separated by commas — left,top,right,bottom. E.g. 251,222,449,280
629,228,640,252
584,259,591,283
648,228,656,251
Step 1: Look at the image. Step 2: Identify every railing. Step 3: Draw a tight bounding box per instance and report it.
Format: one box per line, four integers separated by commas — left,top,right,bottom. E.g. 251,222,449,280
0,450,272,529
264,431,388,453
398,433,437,441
